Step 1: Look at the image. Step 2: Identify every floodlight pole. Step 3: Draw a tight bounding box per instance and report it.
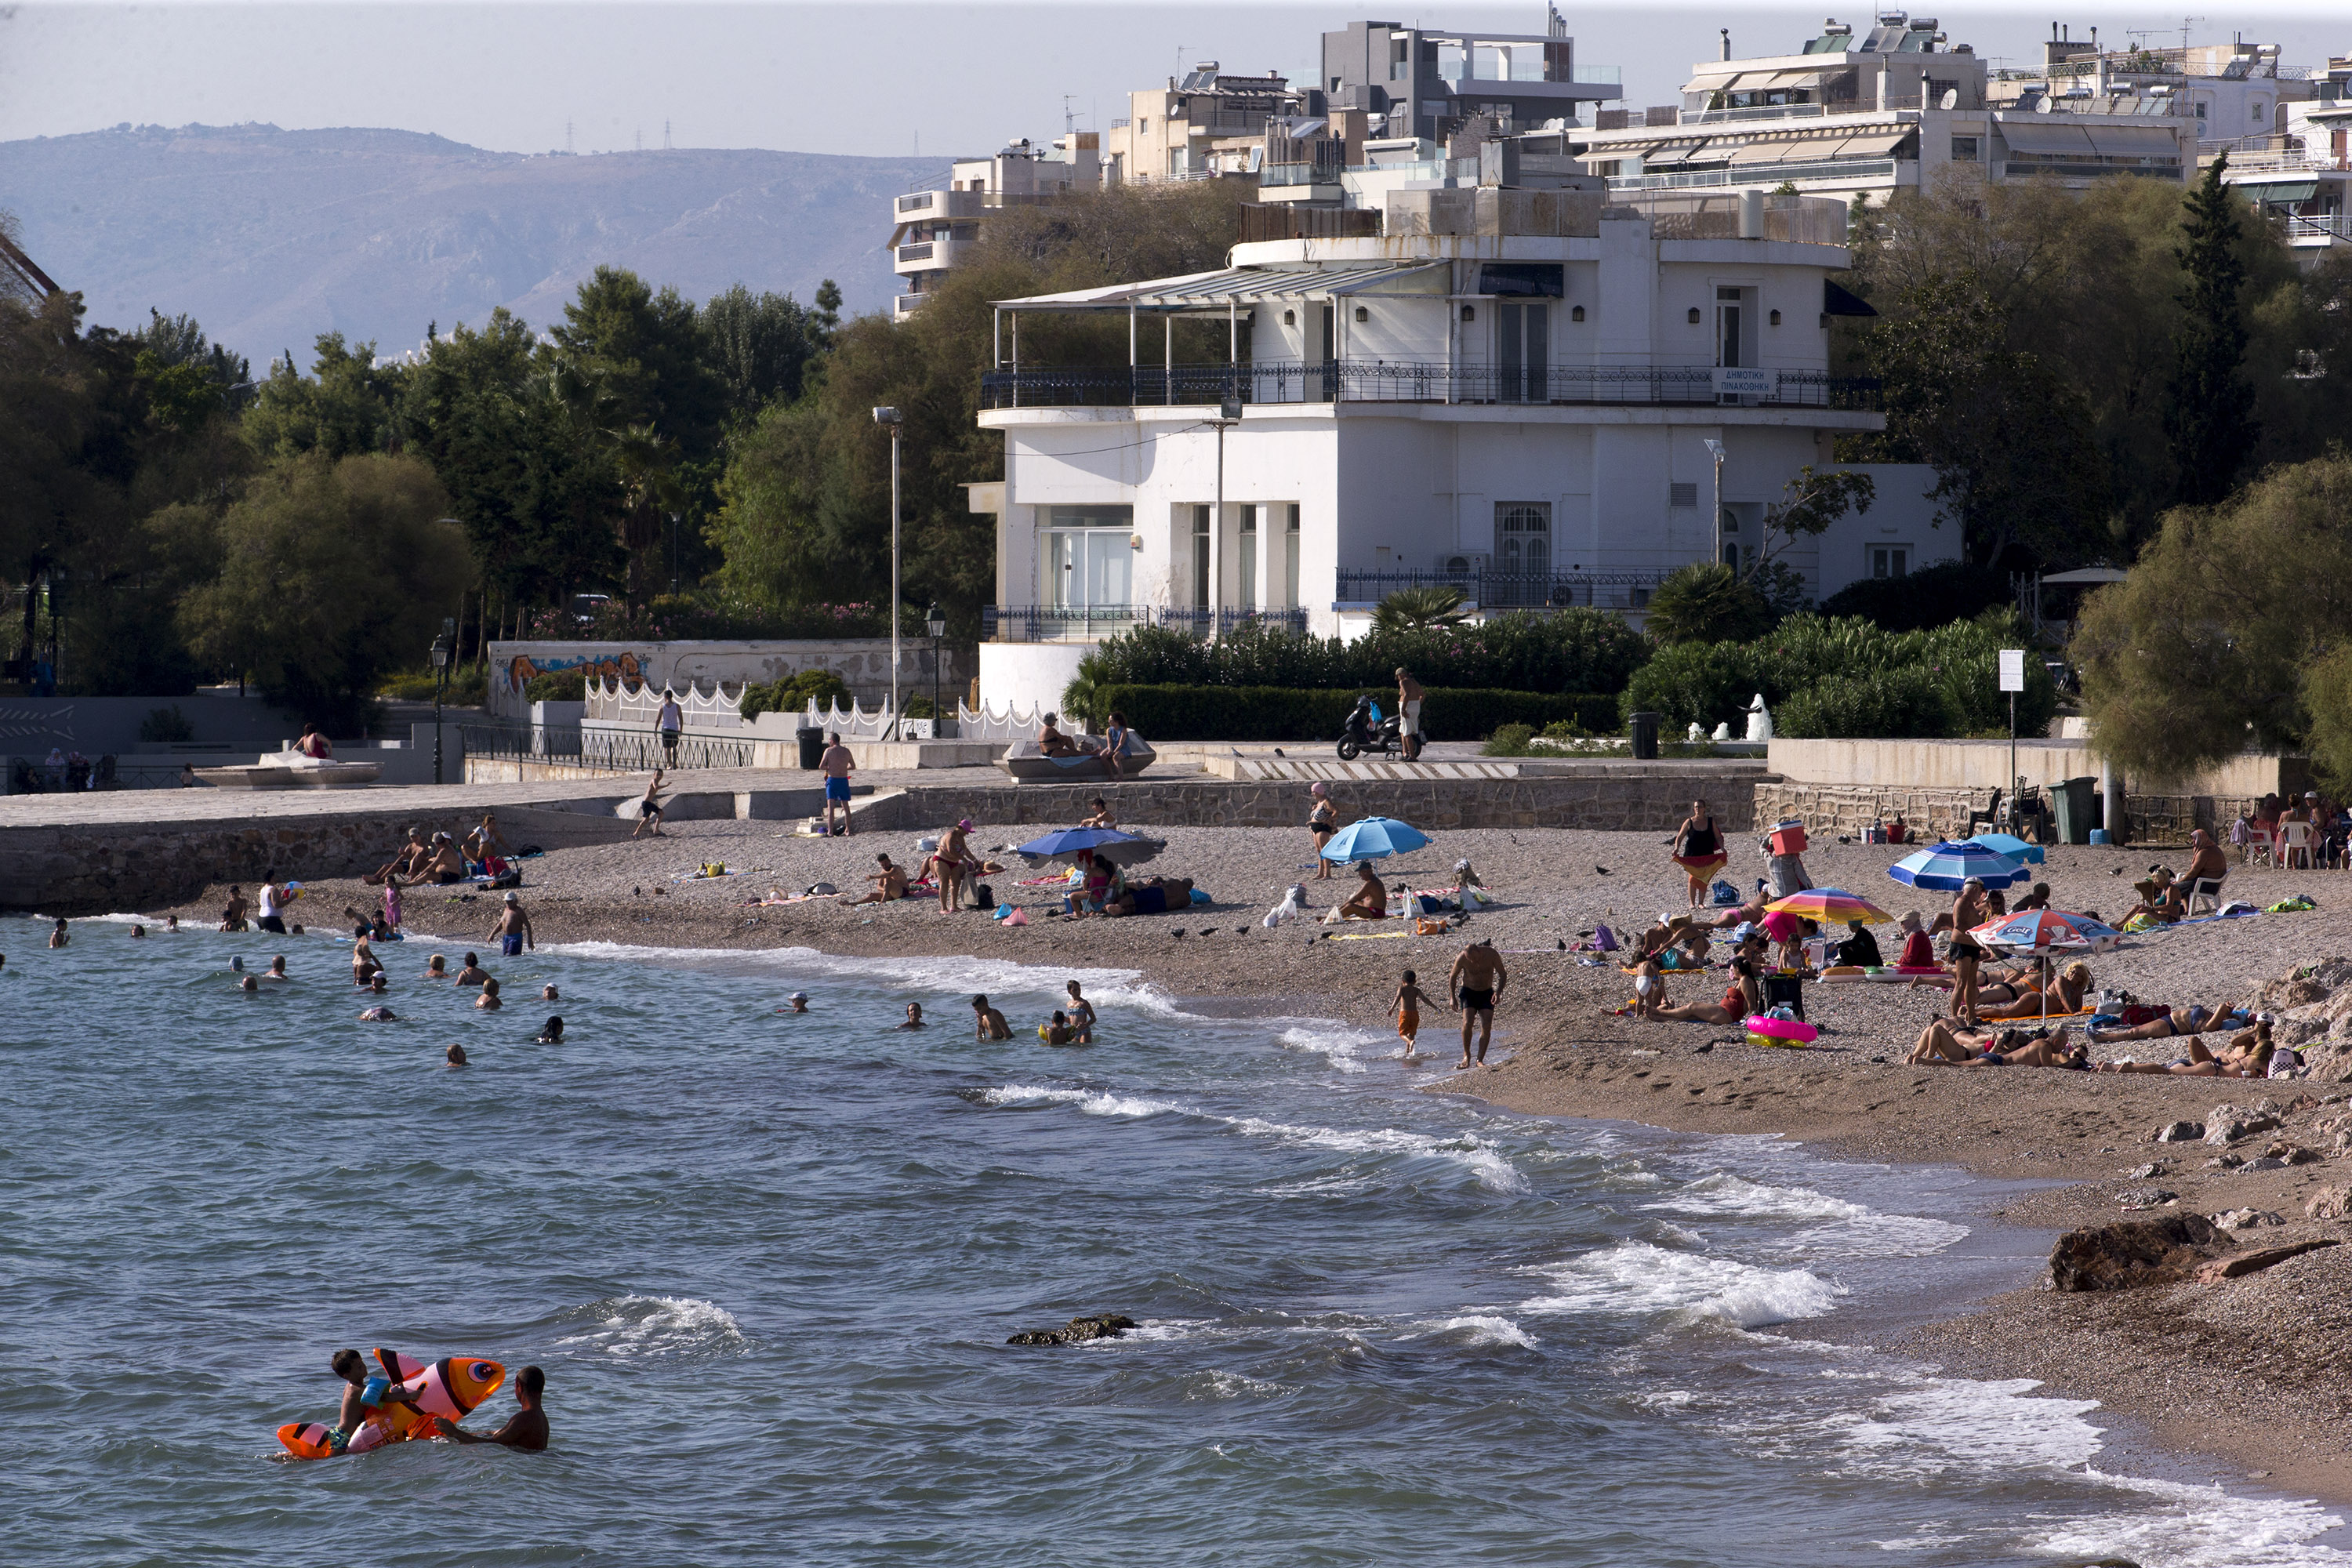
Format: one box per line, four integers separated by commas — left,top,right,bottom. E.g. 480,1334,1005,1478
1702,437,1727,568
1210,395,1243,634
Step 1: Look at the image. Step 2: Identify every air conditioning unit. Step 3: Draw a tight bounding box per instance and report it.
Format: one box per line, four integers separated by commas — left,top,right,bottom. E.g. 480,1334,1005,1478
1442,552,1489,576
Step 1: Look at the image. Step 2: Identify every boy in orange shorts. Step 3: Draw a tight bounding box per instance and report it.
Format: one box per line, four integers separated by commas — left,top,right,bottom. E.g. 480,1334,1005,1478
1388,969,1433,1061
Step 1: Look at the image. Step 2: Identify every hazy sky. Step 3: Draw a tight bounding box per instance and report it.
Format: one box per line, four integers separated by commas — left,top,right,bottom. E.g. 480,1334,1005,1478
2,2,2343,160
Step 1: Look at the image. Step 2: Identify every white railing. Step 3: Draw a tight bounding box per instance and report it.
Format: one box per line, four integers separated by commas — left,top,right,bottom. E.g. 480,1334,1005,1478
956,700,1053,742
2286,214,2352,243
588,677,743,729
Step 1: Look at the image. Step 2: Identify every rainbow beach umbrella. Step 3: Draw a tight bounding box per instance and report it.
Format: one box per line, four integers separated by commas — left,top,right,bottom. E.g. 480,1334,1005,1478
1888,840,2030,892
1968,908,2123,956
1763,887,1893,925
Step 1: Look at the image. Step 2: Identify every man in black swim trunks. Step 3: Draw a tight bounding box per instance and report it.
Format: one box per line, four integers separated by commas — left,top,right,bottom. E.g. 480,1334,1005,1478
1447,938,1507,1070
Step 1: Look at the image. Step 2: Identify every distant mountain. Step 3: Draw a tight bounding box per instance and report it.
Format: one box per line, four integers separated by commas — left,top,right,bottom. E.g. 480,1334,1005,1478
0,123,943,366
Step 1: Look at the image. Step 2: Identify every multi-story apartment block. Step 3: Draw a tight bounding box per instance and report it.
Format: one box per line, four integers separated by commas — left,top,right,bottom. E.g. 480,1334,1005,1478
887,134,1098,321
2217,50,2352,267
1577,13,2198,211
1102,63,1315,185
1319,9,1623,143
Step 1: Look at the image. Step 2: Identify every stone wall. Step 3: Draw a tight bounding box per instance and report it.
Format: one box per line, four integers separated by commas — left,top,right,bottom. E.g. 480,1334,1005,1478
1752,780,2264,848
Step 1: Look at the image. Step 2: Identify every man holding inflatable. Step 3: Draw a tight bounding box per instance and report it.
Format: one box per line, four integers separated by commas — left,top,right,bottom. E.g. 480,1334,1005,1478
436,1365,550,1451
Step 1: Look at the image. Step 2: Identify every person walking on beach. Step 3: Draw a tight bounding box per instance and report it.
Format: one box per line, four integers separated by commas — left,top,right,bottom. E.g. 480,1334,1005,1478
936,819,975,913
255,875,290,935
435,1364,550,1451
1388,969,1433,1060
1671,798,1728,911
489,892,535,957
657,691,684,766
1448,939,1507,1070
1308,783,1338,879
633,769,669,840
1395,668,1425,761
819,733,855,837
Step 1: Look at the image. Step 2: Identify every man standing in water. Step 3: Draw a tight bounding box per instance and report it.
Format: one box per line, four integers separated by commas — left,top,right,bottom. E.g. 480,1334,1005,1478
1447,938,1507,1070
434,1364,550,1450
489,892,535,957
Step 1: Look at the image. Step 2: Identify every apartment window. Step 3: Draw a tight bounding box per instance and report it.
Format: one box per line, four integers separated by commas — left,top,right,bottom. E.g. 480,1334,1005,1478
1871,545,1911,579
1496,302,1549,403
1192,506,1210,606
1951,136,1980,161
1238,504,1259,608
1044,506,1135,610
1283,504,1301,609
1715,286,1745,369
1495,503,1552,604
1721,508,1740,536
1390,38,1410,79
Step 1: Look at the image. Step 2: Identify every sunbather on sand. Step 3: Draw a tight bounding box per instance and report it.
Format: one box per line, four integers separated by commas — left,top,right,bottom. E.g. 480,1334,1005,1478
2086,1000,2242,1044
1906,1021,2088,1068
1702,896,1770,932
1650,953,1762,1025
1971,960,2094,1019
1329,862,1390,920
2098,1018,2275,1076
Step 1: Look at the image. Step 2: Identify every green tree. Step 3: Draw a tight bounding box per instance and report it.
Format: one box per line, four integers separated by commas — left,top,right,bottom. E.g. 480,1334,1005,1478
1373,585,1470,631
1643,562,1775,646
170,452,477,729
2165,156,2259,507
242,333,407,462
703,282,826,421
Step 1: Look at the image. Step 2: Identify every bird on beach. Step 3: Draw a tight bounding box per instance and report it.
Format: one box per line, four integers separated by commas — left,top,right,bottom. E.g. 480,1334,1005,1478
1595,865,1611,876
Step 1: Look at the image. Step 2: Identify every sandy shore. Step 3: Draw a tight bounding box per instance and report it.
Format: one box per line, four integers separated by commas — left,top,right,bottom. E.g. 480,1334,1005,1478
166,815,2352,1501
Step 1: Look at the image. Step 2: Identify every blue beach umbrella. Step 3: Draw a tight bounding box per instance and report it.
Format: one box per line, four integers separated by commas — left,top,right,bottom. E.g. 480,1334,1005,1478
1963,831,2046,866
1320,816,1432,863
1013,826,1163,866
1888,840,2030,892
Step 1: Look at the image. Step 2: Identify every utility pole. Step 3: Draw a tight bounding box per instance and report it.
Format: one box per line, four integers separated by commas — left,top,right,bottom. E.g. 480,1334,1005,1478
873,408,905,736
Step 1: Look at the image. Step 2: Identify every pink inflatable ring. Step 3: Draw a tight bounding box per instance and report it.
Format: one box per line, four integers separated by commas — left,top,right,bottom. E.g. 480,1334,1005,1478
1744,1014,1819,1049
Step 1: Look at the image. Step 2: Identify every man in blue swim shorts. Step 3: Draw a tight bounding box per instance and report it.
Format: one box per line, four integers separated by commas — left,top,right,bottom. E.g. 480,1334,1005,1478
818,731,855,837
488,891,534,958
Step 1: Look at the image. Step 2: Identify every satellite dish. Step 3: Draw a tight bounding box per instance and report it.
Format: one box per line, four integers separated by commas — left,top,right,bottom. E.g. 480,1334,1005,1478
1939,87,1958,109
2036,93,2056,112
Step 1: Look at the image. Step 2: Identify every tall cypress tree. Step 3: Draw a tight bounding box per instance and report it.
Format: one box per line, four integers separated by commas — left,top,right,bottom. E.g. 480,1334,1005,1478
2163,155,2257,506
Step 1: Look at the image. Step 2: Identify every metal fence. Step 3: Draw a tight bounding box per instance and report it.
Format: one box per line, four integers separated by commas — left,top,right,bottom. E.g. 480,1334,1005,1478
462,724,759,771
980,361,1875,411
1333,568,1674,611
6,756,208,793
982,605,1310,643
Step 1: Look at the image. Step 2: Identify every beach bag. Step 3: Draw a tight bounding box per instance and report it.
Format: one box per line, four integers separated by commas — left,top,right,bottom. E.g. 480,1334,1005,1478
1591,923,1619,952
488,867,522,890
1710,880,1740,906
1189,887,1211,906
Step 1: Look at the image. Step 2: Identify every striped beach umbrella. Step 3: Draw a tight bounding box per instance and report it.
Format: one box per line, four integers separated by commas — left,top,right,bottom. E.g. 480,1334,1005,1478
1888,840,2031,892
1968,908,2122,955
1962,831,2046,866
1763,886,1893,924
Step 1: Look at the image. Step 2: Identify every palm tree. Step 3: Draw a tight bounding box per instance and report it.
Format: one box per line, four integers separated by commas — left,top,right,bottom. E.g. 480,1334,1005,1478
1374,585,1471,632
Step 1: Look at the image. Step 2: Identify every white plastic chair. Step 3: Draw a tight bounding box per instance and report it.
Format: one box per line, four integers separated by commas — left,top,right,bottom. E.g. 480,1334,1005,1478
2281,820,2317,869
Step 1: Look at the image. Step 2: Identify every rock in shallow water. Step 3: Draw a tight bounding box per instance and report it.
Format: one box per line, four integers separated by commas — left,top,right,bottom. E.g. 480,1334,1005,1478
1007,1313,1139,1346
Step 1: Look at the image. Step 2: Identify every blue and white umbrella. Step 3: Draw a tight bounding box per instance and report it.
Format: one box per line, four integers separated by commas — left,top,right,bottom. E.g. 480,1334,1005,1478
1320,816,1432,863
1014,826,1163,867
1888,840,2030,892
1963,831,2046,866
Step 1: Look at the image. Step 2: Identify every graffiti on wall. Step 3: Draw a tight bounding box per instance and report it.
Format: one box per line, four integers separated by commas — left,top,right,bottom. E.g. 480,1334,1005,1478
502,651,646,699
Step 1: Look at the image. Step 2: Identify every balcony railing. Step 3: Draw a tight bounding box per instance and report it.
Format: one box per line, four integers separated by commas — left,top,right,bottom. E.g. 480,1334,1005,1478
461,724,759,771
980,361,1879,412
1609,157,1900,193
2286,214,2352,242
982,605,1308,642
1335,567,1675,611
896,241,935,263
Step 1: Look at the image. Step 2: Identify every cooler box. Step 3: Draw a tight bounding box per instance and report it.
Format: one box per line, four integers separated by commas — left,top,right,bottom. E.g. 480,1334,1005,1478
1768,820,1809,856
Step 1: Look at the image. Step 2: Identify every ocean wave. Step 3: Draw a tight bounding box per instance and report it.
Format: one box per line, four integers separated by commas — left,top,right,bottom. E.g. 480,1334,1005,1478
1646,1173,1969,1259
1417,1315,1539,1350
551,1294,748,1360
969,1083,1187,1118
1520,1242,1844,1327
1272,1022,1379,1074
2042,1469,2352,1567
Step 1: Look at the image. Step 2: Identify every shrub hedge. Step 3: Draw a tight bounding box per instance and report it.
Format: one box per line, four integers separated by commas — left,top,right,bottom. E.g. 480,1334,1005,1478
1098,685,1619,742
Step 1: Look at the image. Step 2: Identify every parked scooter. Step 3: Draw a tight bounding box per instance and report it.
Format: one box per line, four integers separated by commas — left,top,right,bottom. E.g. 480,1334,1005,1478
1337,695,1403,760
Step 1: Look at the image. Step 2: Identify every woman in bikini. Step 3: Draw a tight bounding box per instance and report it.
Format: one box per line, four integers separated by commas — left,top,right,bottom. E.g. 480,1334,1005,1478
2099,1017,2275,1076
1974,960,2093,1021
1671,798,1727,911
1308,784,1338,880
935,818,975,913
1907,1022,2090,1069
2087,999,2240,1046
1652,950,1762,1025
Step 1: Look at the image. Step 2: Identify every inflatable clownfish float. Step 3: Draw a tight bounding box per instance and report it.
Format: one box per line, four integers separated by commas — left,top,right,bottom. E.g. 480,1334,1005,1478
278,1348,505,1460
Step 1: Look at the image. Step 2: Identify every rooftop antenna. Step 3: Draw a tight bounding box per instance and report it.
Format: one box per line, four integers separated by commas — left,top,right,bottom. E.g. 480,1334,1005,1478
1063,94,1078,134
2179,16,2201,52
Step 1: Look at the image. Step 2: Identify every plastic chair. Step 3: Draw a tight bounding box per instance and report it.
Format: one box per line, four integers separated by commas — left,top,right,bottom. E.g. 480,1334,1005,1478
2185,876,2226,916
2281,820,2316,869
2249,825,2278,869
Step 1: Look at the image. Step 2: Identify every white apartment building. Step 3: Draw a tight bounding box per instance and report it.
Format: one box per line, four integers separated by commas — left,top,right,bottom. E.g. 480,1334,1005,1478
1578,13,2196,211
1102,64,1327,186
967,186,1947,713
2220,53,2352,268
887,134,1098,321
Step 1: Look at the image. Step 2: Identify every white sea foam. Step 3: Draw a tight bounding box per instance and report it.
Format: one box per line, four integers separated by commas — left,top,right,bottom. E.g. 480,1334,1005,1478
1188,1369,1288,1400
1646,1173,1969,1259
975,1085,1528,1192
1421,1315,1538,1350
1520,1242,1844,1327
2039,1470,2352,1567
1272,1021,1378,1073
1836,1371,2105,1473
554,1294,748,1359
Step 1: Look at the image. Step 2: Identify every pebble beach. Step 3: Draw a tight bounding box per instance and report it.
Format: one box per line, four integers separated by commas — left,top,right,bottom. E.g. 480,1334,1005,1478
175,808,2352,1504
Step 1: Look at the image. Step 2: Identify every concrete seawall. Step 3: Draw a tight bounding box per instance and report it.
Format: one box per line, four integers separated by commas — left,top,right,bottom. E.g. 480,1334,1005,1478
0,762,1777,913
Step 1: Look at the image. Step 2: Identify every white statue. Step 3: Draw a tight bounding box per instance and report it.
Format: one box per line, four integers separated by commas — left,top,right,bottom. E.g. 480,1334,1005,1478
1745,693,1774,743
1711,721,1731,742
1686,721,1704,743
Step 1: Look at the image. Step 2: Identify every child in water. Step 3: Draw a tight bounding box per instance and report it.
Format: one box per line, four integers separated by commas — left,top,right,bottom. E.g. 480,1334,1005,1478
1388,969,1433,1058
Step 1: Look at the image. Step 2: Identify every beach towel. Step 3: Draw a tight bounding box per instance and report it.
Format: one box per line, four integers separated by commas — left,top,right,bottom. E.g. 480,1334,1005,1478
2268,895,2318,913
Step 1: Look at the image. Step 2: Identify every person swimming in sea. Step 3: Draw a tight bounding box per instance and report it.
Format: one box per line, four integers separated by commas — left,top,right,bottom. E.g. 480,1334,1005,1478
971,994,1012,1040
455,953,490,987
423,953,448,980
898,1002,927,1029
434,1363,549,1451
535,1015,563,1044
446,1042,470,1066
474,977,502,1011
322,1348,420,1456
1041,1011,1076,1046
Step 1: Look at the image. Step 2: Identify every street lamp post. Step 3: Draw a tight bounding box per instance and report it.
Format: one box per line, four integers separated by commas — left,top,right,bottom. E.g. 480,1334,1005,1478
1210,394,1243,634
926,601,946,739
873,407,904,738
1701,437,1727,569
429,618,454,786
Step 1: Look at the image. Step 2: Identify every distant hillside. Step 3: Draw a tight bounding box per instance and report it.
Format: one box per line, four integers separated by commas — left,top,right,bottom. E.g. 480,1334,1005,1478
0,123,944,365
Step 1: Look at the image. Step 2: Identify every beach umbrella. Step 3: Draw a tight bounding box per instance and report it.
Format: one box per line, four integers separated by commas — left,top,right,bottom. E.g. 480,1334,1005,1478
1965,907,2114,1025
1013,826,1164,867
1764,886,1893,925
1963,831,2046,866
1888,840,2030,892
1319,816,1432,863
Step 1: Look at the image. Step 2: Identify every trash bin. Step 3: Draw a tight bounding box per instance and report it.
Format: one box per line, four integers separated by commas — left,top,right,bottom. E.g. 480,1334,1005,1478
2051,775,2097,845
796,725,825,770
1628,711,1660,760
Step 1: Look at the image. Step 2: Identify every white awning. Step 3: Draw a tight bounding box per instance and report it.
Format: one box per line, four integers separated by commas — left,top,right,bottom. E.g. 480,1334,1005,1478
2084,122,2184,158
1831,129,1915,158
1682,67,1746,93
1639,140,1710,167
996,263,1446,311
1727,136,1846,165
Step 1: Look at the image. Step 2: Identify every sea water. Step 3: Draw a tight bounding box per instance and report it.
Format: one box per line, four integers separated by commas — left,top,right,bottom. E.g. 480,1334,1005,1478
2,916,2345,1566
